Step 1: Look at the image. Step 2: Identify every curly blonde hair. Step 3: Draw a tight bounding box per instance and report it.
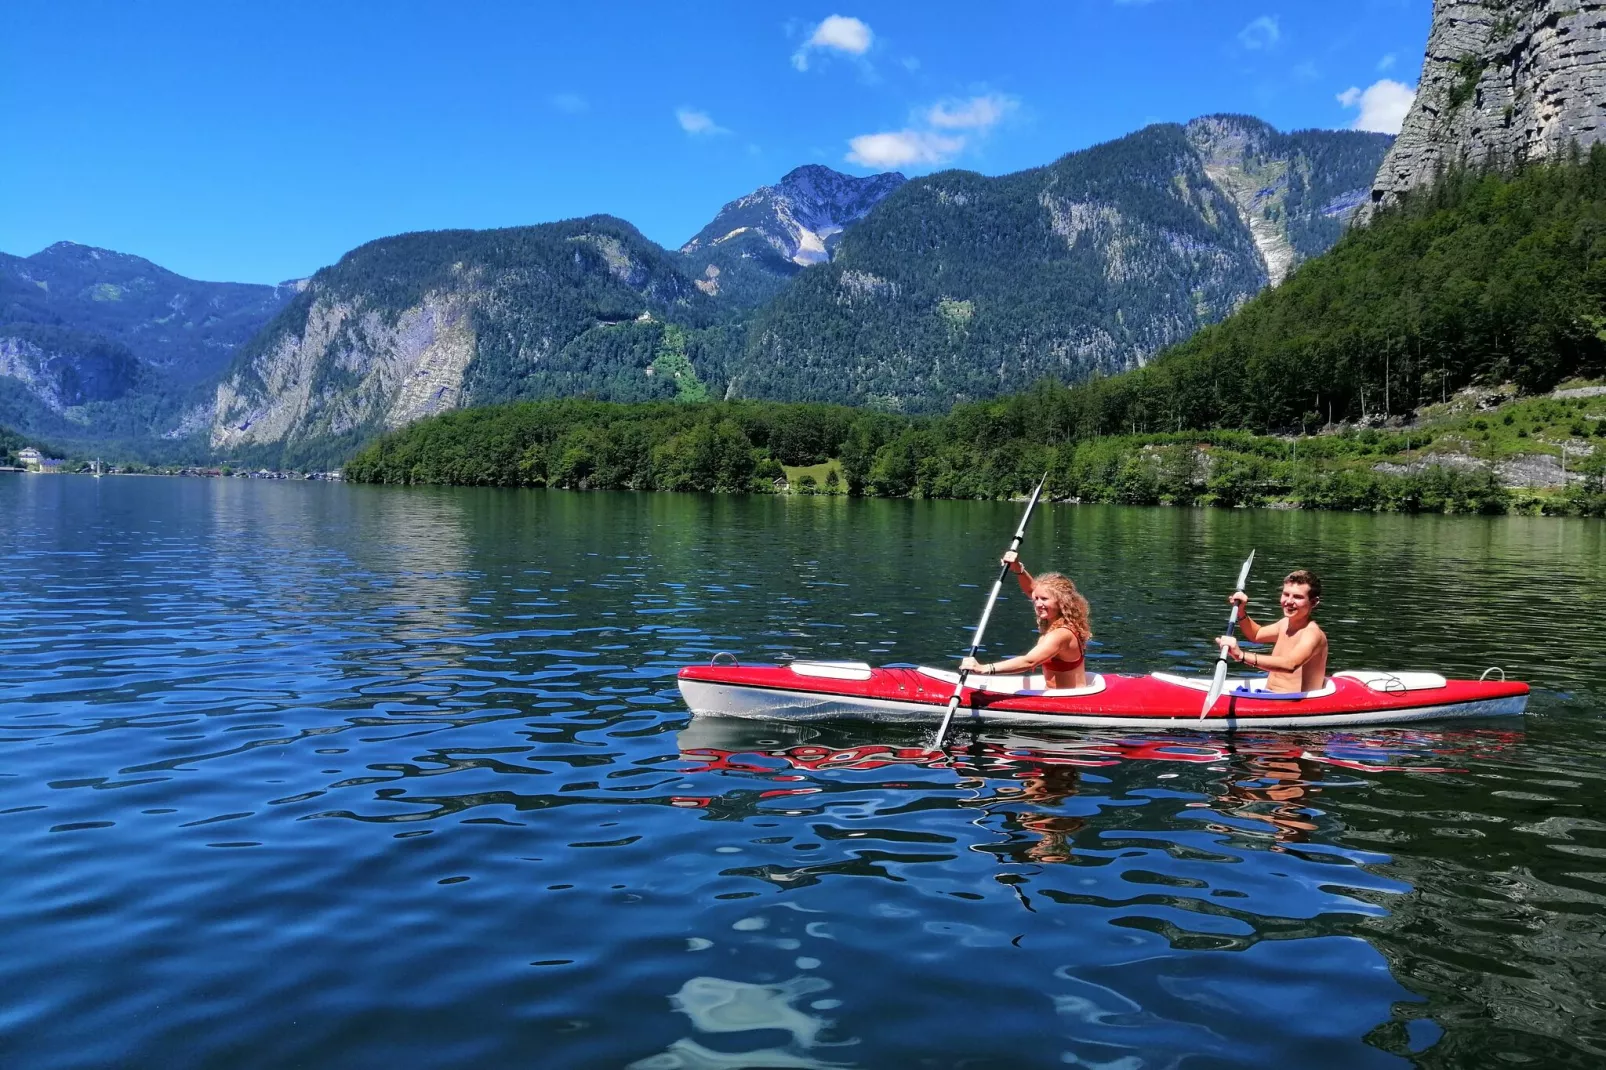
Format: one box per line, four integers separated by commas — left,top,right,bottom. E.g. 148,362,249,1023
1031,572,1092,643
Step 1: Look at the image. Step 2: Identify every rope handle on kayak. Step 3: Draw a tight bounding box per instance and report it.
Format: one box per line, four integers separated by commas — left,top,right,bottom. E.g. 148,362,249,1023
1480,666,1506,681
1373,671,1407,694
711,652,740,667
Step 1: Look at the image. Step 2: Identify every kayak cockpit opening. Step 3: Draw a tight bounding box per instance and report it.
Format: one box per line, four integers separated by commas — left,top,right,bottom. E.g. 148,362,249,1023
1151,672,1340,701
915,666,1108,697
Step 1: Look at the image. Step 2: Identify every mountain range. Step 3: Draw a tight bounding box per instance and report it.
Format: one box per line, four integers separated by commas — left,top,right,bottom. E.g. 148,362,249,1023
0,243,303,454
0,114,1390,464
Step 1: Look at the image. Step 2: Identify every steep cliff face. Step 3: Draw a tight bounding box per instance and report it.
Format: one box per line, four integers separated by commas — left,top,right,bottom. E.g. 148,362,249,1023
1185,116,1391,285
211,290,475,452
0,326,142,411
1371,0,1606,207
209,217,713,462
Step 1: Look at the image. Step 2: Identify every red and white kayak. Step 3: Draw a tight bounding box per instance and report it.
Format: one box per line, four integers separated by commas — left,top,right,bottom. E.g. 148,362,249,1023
676,661,1529,730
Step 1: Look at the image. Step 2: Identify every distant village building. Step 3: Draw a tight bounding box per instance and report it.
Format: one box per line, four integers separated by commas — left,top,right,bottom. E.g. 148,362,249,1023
18,447,65,473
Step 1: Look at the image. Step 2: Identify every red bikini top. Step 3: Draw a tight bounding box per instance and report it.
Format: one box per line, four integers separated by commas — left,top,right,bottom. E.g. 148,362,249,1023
1043,652,1084,673
1043,631,1085,673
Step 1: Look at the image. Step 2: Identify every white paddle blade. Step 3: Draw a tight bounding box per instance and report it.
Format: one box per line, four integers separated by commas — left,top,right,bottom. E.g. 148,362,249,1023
1235,549,1256,592
1199,658,1229,718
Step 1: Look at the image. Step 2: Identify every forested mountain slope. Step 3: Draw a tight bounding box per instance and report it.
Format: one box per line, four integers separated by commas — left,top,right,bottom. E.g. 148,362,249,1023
343,155,1606,519
0,242,302,452
209,216,735,466
1045,149,1606,436
725,117,1390,411
0,242,301,385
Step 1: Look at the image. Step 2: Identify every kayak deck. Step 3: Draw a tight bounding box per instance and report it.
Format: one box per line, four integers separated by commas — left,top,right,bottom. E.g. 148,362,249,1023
676,661,1529,730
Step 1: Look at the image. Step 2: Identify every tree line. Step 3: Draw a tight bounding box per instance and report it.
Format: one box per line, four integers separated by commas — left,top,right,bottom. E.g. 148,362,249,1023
341,393,1606,517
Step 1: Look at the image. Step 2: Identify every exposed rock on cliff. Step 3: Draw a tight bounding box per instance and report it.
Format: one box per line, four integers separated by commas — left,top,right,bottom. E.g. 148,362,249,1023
1186,116,1393,285
209,217,714,463
1371,0,1606,208
679,165,906,308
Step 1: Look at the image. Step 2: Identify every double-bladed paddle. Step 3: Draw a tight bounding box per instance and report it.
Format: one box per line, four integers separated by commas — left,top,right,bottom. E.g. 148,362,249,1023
933,472,1050,748
1200,549,1256,719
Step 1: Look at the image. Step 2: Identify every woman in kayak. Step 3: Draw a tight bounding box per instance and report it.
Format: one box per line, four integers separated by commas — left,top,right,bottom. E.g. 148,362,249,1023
959,551,1092,688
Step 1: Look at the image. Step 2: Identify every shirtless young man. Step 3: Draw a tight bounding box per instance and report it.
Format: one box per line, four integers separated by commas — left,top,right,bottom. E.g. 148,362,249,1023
1213,569,1329,693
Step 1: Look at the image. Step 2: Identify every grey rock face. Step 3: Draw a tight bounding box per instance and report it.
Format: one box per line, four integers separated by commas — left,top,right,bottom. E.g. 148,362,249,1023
1370,0,1606,209
682,165,907,266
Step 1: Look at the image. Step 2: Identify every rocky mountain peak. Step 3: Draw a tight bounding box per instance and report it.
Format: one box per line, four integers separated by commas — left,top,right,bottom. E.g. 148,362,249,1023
1184,115,1277,160
681,165,906,266
1370,0,1606,211
33,240,149,268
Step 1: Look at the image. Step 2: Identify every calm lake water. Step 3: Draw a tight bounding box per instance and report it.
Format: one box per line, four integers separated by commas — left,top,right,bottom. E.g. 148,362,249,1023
2,476,1603,1068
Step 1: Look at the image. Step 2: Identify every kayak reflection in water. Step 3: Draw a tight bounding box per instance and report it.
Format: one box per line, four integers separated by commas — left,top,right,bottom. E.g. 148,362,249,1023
1214,568,1330,693
959,551,1092,690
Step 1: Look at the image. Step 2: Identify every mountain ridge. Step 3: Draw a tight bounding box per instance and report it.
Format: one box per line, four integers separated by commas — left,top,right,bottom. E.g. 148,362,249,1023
722,116,1392,411
0,115,1392,462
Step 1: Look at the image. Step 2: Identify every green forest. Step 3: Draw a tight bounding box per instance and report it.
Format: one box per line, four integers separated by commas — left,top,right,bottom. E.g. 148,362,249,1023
344,153,1606,518
1064,146,1606,435
341,389,1606,517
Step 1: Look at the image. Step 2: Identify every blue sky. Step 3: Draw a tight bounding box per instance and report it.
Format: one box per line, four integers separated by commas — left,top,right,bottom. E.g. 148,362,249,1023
1,1,1429,285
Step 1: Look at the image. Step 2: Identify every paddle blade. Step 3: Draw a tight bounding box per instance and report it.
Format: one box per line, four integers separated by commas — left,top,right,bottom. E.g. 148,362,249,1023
1199,659,1229,718
1235,549,1256,592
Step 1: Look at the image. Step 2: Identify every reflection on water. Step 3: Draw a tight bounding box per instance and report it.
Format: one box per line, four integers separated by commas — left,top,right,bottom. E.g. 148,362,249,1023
1,477,1602,1068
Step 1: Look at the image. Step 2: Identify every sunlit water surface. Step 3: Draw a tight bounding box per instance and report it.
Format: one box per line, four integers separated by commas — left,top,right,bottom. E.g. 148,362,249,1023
2,477,1603,1068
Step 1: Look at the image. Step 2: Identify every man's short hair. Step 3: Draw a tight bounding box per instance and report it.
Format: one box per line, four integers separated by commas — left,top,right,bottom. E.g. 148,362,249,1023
1284,569,1322,602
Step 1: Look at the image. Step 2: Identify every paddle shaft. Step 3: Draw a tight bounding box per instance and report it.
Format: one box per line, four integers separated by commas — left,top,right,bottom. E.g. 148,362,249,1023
1199,550,1256,719
933,474,1049,746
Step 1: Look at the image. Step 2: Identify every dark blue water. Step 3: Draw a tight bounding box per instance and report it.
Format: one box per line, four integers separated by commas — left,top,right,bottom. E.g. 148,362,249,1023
2,476,1602,1068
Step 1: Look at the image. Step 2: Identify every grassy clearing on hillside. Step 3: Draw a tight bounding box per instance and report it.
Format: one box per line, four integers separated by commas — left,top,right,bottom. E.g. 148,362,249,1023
1406,389,1606,459
782,459,845,493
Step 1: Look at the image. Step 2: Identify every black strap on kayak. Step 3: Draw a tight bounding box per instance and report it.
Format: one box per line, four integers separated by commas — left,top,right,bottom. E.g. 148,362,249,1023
934,472,1049,747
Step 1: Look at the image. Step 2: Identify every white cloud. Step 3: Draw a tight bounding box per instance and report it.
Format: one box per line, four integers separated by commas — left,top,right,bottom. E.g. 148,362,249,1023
1238,15,1279,50
846,90,1020,170
1378,52,1397,72
676,107,731,136
1337,79,1416,134
846,129,964,168
792,14,873,70
548,92,587,114
926,93,1018,131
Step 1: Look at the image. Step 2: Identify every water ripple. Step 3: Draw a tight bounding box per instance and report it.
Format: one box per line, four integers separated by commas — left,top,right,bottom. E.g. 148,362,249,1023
0,478,1602,1068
